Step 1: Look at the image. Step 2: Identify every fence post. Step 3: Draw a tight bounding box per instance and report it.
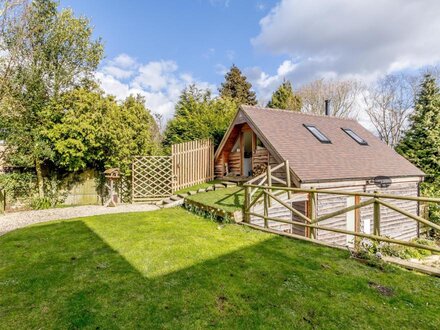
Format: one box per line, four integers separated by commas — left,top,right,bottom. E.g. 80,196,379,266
285,160,291,199
244,185,250,223
309,188,317,239
263,189,269,228
373,191,381,236
267,164,272,208
354,195,361,251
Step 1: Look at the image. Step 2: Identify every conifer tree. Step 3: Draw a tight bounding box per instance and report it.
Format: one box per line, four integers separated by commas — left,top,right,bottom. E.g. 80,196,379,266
219,65,257,106
267,80,302,111
396,74,440,223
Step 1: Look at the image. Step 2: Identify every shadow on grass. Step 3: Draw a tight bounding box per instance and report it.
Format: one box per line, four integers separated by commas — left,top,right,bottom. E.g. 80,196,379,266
214,188,244,210
0,219,440,329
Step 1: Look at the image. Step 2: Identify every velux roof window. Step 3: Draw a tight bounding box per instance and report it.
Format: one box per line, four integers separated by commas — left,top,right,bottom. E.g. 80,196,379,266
342,128,368,145
303,124,331,144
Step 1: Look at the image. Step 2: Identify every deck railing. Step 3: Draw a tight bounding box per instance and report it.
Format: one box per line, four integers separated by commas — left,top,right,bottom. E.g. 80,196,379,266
243,177,440,253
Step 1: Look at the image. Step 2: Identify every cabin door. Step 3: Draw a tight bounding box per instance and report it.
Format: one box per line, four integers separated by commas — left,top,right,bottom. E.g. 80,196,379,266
242,131,253,176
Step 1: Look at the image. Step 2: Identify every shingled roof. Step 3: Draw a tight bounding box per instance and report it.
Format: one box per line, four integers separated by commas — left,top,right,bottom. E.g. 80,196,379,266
236,105,424,183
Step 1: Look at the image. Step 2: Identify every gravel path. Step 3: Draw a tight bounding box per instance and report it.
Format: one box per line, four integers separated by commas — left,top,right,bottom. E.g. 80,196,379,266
0,204,160,236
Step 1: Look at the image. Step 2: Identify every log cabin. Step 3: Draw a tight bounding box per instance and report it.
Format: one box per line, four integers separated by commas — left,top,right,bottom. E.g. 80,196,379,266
215,105,425,244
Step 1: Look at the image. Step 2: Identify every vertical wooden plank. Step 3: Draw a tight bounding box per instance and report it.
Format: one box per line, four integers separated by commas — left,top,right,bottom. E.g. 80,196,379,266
251,132,256,174
263,189,269,228
354,195,361,251
239,132,244,176
244,185,250,223
309,189,317,239
374,192,381,236
267,164,272,207
285,160,291,199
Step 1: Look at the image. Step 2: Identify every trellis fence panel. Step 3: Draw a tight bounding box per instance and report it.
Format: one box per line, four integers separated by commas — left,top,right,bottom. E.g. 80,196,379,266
172,139,214,192
132,156,172,202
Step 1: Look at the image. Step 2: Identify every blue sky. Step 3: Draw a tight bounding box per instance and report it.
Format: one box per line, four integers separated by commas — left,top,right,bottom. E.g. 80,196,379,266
61,0,281,85
59,0,440,120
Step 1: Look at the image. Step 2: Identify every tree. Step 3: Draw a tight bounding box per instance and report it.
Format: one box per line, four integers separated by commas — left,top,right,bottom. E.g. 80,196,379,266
396,74,440,181
363,74,414,147
164,85,237,147
0,0,103,197
219,65,257,106
44,88,160,174
298,78,362,118
267,80,302,111
396,74,440,223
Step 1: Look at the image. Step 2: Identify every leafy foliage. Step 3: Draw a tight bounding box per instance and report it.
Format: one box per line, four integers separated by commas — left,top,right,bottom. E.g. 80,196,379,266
267,80,302,111
0,0,104,196
219,65,257,106
396,74,440,224
164,85,237,147
44,88,160,174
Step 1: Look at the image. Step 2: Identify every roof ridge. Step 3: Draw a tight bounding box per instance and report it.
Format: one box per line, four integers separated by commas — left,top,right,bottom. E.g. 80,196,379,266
240,105,357,121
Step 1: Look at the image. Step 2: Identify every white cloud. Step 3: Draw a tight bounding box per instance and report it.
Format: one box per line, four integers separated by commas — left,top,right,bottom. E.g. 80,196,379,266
113,53,137,69
101,65,134,79
252,0,440,81
96,55,214,120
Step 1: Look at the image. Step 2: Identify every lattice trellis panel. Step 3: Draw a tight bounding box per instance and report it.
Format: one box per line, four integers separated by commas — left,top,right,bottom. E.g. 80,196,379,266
132,156,172,202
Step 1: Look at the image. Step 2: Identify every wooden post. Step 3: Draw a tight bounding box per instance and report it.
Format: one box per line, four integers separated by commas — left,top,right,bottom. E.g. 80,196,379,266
263,189,269,228
285,160,291,199
244,185,250,223
267,164,272,207
373,191,381,236
354,195,361,251
308,188,317,239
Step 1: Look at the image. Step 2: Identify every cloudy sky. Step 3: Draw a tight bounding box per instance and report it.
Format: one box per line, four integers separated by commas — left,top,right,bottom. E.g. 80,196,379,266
61,0,440,120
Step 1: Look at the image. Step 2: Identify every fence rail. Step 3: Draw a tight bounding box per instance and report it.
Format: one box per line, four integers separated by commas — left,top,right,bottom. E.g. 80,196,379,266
243,171,440,253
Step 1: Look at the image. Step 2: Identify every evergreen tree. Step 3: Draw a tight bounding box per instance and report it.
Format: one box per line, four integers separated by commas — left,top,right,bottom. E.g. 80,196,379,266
219,65,257,106
396,74,440,223
267,80,302,111
164,85,237,147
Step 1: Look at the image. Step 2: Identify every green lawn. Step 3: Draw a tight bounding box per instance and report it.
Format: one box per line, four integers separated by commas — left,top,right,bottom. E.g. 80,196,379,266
174,179,222,195
1,208,440,329
185,186,245,213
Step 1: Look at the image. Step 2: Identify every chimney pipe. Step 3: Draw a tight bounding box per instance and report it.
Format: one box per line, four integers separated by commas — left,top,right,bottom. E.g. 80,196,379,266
325,99,330,116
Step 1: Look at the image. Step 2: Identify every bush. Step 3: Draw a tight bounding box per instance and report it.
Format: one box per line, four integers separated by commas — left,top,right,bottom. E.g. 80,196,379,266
357,237,438,261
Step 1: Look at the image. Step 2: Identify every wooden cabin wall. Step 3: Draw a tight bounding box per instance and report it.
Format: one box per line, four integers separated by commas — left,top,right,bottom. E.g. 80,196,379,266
228,152,241,175
361,182,418,241
214,153,225,177
253,149,269,168
314,181,420,245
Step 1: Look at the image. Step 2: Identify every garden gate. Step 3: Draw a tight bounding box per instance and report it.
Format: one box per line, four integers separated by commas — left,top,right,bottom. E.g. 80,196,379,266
132,139,214,202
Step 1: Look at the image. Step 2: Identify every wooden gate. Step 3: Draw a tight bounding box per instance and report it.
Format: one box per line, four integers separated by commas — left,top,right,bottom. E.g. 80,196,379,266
132,156,172,202
172,139,214,191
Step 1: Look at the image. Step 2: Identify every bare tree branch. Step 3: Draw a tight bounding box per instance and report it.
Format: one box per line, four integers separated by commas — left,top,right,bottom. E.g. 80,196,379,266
298,78,363,118
363,73,413,147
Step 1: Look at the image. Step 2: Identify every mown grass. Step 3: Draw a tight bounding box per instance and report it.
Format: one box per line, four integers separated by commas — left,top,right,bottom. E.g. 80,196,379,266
174,179,222,195
185,186,245,213
1,207,440,329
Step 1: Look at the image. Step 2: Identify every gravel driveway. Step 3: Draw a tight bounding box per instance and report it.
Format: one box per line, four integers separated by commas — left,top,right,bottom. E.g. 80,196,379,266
0,204,160,236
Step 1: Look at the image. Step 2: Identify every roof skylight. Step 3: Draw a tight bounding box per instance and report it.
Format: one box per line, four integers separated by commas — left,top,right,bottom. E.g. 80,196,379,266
303,124,331,144
342,128,368,145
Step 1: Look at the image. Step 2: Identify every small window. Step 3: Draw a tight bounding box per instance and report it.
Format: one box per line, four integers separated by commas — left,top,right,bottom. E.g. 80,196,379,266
303,124,331,143
342,128,368,145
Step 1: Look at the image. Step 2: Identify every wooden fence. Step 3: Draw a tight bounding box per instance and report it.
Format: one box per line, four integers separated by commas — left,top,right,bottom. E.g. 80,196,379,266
172,139,214,192
131,139,214,202
132,156,173,202
243,164,440,253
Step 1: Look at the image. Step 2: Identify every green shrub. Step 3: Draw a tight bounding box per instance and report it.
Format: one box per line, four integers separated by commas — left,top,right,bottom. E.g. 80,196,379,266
30,197,52,210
